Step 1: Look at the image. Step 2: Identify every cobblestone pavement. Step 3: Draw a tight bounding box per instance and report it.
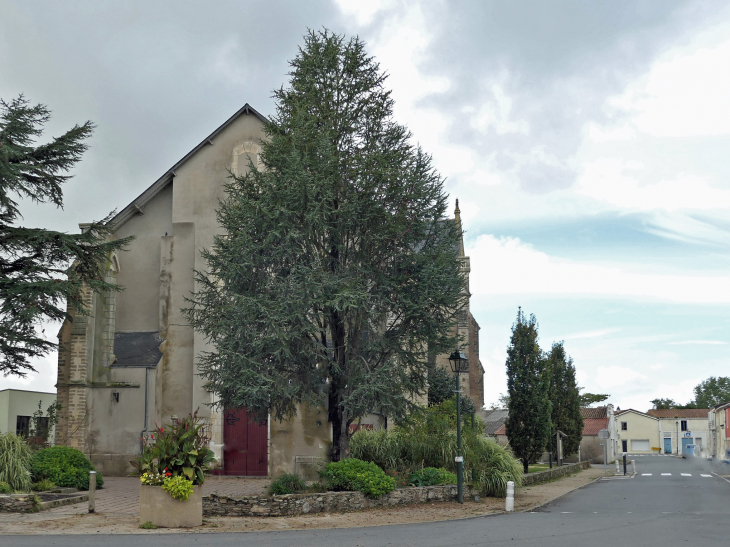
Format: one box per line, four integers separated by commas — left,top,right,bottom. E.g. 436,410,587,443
0,476,270,523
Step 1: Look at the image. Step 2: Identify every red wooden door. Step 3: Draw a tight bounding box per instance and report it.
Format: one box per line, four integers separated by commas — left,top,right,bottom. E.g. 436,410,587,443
223,408,268,476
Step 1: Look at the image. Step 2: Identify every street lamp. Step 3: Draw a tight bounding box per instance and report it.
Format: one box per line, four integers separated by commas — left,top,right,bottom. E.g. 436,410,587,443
448,349,468,504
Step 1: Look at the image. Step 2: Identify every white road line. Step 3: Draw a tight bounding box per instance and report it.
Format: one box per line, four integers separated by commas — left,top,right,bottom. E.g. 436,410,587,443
681,473,692,477
642,473,652,476
701,474,712,477
661,473,671,476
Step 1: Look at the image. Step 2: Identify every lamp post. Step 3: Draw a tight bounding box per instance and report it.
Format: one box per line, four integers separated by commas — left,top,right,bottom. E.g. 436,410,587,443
449,349,468,504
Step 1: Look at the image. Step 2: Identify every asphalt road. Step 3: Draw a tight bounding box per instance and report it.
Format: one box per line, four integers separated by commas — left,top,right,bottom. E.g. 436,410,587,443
7,456,730,547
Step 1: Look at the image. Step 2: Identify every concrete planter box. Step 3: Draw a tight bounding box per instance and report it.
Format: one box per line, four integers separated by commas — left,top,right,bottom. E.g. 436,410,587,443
139,485,202,528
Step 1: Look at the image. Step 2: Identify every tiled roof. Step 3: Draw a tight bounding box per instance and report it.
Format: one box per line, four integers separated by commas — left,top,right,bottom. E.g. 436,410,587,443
494,423,506,435
581,407,607,419
482,409,509,436
646,409,709,419
583,418,608,435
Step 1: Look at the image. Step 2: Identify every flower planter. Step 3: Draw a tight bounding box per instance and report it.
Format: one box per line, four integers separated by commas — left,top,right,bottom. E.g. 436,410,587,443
139,484,202,528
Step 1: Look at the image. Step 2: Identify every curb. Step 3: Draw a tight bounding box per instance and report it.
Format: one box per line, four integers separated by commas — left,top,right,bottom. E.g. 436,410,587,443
39,494,89,511
520,474,605,513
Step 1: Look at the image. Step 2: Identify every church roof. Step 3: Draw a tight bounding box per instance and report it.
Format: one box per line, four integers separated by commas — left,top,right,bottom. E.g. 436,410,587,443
110,103,267,230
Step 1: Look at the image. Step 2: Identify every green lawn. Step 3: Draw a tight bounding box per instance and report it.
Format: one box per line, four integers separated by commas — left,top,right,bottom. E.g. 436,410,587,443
527,464,551,473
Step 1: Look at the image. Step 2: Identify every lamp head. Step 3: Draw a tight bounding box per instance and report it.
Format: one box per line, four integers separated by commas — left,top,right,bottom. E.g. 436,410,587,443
448,350,469,374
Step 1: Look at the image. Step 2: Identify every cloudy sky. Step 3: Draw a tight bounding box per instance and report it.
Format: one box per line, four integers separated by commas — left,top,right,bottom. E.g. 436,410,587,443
1,0,729,412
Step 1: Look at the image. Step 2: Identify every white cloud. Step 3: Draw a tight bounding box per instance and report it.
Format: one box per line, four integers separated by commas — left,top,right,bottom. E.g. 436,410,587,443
334,0,396,26
466,234,730,303
668,340,727,345
611,26,730,138
595,365,647,390
561,328,621,341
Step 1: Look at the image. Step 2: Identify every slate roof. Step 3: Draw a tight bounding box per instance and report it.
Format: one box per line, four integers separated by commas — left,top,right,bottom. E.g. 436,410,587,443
113,332,163,366
646,409,709,419
483,409,509,436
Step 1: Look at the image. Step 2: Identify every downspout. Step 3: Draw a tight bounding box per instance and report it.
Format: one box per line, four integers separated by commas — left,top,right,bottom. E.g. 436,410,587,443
140,366,150,453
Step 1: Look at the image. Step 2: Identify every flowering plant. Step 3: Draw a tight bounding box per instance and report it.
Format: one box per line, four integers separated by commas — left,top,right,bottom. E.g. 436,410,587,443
131,411,216,486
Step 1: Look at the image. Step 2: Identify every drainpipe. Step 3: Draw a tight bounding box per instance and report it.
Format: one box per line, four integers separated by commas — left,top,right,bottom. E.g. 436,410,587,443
139,367,150,453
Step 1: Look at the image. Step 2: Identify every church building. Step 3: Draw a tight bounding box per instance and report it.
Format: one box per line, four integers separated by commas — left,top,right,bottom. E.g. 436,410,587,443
54,104,484,477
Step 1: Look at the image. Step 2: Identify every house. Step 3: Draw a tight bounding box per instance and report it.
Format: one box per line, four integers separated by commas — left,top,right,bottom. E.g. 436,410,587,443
565,405,617,464
482,409,508,439
53,103,484,477
615,409,661,454
0,389,57,441
708,403,730,460
646,408,710,456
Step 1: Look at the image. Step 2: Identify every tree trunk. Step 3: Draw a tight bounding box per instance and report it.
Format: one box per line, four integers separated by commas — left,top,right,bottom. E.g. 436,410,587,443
328,307,350,462
523,460,529,474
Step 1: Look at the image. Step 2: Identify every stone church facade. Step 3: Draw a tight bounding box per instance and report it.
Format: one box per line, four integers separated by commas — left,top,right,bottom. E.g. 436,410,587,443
54,104,484,477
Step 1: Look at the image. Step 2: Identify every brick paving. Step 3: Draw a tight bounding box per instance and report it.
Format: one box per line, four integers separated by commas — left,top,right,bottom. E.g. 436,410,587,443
0,476,270,524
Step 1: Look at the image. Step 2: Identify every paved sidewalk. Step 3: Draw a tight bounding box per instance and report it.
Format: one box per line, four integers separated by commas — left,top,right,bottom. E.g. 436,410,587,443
0,476,270,523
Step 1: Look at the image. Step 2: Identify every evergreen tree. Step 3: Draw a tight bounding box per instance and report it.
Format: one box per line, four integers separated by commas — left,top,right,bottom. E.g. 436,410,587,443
0,96,130,377
184,30,465,461
579,392,610,407
505,309,550,473
427,365,476,416
547,342,583,460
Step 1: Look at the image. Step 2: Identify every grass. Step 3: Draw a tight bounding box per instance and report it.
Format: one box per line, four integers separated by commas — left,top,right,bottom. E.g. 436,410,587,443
139,521,157,529
527,465,551,473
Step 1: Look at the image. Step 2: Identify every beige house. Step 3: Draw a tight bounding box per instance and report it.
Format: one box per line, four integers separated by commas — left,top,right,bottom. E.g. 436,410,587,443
0,389,57,441
54,104,484,477
615,409,660,454
647,408,710,456
709,402,730,460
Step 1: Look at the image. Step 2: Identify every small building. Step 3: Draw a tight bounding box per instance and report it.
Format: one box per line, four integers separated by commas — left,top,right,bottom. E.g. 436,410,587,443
615,409,660,454
646,408,710,456
482,409,508,440
568,405,617,464
707,403,730,460
0,389,57,441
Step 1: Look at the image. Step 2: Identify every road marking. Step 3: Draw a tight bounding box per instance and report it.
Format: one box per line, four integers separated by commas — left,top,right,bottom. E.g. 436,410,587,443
561,512,573,514
701,474,712,477
681,473,692,477
642,473,652,476
661,473,671,476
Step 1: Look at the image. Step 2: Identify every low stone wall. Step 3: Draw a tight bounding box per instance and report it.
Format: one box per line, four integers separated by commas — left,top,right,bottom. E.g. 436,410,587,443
204,484,476,517
0,494,39,513
521,461,590,486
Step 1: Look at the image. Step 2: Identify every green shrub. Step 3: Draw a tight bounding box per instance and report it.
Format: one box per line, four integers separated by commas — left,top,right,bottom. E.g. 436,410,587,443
31,446,103,490
0,433,33,491
0,481,11,494
269,473,306,495
139,521,157,529
322,458,395,498
350,399,522,497
31,479,56,492
408,467,456,487
132,411,216,486
161,475,194,501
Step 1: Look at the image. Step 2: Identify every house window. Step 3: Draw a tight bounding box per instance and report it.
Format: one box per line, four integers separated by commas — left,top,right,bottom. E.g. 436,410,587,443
621,422,627,431
15,416,31,437
681,420,688,431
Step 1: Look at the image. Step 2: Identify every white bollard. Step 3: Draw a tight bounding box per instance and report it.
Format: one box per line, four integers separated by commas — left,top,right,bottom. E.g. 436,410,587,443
615,460,620,474
631,460,636,474
88,471,96,513
505,481,515,512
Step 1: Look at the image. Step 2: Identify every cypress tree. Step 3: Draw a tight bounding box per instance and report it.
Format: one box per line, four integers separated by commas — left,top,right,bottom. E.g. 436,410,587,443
0,96,130,377
547,342,583,460
185,30,465,461
505,309,550,473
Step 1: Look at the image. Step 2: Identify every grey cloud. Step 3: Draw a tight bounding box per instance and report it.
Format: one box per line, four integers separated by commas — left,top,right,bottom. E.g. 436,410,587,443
366,0,725,194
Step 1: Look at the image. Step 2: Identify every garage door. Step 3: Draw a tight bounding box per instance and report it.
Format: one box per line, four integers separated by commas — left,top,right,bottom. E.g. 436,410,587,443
631,439,650,452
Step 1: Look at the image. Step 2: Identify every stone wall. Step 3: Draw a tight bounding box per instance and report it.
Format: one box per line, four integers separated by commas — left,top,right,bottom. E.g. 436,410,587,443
0,494,39,513
203,484,476,517
521,461,590,486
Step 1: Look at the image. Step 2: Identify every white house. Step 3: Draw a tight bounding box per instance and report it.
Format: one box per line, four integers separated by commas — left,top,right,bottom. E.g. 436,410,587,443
647,409,710,456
